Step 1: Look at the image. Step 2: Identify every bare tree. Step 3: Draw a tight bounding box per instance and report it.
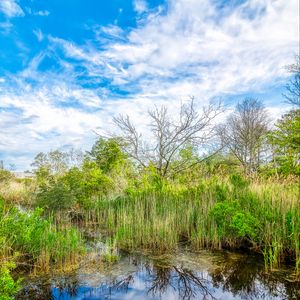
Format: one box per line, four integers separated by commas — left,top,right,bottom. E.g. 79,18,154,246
283,55,300,106
31,149,83,175
113,98,223,177
219,98,269,174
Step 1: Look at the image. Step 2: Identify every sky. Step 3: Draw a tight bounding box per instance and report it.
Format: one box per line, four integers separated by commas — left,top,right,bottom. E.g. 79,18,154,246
0,0,298,171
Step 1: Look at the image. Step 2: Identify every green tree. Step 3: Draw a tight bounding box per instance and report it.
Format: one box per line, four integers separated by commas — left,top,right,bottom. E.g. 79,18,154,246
86,138,127,173
268,109,300,175
31,152,50,171
80,161,113,197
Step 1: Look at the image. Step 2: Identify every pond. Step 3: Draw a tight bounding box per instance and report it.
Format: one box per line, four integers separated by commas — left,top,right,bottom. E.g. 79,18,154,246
16,249,299,300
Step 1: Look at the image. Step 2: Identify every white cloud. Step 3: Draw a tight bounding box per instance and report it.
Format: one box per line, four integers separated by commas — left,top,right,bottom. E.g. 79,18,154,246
0,0,298,169
33,29,44,42
133,0,148,14
34,10,50,17
52,0,297,101
0,0,24,18
0,21,13,34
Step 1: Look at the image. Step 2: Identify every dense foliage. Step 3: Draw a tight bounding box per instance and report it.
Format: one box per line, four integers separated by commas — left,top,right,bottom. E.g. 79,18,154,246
0,196,84,298
0,261,21,300
268,109,300,175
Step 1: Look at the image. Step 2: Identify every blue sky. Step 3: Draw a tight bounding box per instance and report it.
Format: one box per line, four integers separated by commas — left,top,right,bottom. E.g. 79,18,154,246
0,0,298,170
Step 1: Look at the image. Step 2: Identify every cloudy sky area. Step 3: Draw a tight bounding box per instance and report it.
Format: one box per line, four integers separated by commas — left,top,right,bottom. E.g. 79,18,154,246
0,0,298,170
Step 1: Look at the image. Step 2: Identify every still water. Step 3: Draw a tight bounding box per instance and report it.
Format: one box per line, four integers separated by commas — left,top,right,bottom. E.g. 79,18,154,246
17,250,299,300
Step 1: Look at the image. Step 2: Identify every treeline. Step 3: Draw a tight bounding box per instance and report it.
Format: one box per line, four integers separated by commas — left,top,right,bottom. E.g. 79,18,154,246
1,81,297,215
28,56,299,186
25,96,299,212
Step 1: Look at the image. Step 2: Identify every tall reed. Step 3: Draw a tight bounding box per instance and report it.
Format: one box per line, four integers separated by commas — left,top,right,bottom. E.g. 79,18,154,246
78,178,299,272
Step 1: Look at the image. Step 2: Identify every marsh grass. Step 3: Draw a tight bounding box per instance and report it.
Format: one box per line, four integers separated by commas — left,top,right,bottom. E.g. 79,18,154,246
1,175,298,277
72,177,299,272
100,238,120,263
0,179,35,206
0,198,85,275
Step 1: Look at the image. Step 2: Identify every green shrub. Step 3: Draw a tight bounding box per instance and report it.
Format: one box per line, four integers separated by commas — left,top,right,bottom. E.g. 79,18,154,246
0,261,21,300
229,174,249,189
210,201,260,240
36,180,76,210
230,212,259,238
0,198,84,270
81,161,113,197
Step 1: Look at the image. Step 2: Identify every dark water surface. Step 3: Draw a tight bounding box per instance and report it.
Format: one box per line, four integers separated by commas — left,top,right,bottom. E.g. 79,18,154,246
17,250,299,300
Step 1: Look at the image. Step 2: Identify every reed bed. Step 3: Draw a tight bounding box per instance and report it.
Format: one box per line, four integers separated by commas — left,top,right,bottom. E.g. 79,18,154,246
74,178,299,272
1,175,299,276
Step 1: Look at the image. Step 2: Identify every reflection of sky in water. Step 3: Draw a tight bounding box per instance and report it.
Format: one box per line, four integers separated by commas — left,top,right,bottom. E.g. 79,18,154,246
50,267,285,300
19,252,298,300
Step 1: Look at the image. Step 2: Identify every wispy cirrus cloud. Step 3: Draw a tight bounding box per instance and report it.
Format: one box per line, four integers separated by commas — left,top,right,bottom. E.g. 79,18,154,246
33,29,44,42
34,10,50,17
50,0,297,100
25,6,50,17
0,0,24,18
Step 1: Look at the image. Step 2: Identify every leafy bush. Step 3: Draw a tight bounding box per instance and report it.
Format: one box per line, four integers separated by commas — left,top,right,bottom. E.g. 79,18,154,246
0,261,21,300
211,200,260,241
35,161,115,211
36,180,76,210
0,198,84,270
81,161,113,197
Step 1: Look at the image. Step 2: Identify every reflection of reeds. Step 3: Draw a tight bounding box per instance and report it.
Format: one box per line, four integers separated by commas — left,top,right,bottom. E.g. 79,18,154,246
210,252,300,299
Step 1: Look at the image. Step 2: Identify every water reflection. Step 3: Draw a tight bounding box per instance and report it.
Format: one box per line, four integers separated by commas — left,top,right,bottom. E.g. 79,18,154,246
210,253,299,299
145,264,215,299
17,251,299,300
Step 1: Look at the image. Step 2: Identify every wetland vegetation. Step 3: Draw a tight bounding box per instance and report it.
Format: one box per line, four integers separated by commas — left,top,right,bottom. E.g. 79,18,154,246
0,94,299,299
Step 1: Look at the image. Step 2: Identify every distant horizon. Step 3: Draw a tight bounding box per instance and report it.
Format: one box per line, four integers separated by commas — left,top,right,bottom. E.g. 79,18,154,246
0,0,298,170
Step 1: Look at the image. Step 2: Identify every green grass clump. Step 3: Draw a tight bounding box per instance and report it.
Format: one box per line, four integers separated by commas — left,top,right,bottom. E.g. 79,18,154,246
100,238,120,263
0,197,85,274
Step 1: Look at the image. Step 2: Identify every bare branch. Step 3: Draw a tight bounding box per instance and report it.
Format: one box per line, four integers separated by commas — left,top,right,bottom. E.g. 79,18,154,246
219,98,269,174
113,98,224,177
